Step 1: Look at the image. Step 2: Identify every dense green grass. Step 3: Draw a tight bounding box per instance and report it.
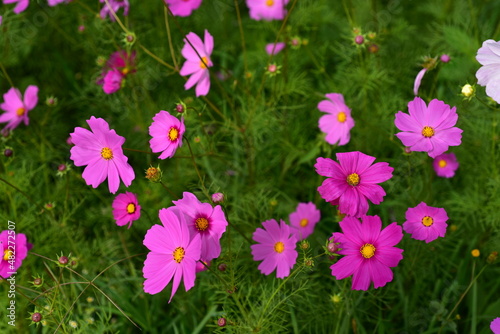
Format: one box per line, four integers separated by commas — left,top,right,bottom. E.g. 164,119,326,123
1,0,500,333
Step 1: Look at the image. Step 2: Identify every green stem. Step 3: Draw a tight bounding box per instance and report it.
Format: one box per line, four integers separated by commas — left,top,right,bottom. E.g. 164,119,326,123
0,63,14,87
185,137,211,201
164,7,179,71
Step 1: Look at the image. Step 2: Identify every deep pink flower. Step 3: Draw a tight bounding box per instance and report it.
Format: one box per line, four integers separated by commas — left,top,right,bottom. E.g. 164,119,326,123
432,152,459,178
103,69,124,94
179,30,213,97
98,50,136,94
246,0,289,21
0,230,32,279
112,192,141,228
330,215,403,290
149,110,185,159
172,192,228,262
70,116,135,194
99,0,129,21
491,318,500,334
403,202,448,243
251,219,298,278
3,0,29,14
289,202,320,240
395,97,463,158
0,86,38,131
265,42,286,55
476,39,500,103
413,68,427,96
315,151,393,218
318,93,355,146
164,0,202,17
143,207,201,302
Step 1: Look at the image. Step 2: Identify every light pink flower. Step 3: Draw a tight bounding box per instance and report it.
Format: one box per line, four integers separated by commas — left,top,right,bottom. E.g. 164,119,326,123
413,68,427,96
289,202,320,240
70,116,135,194
491,318,500,334
180,30,213,97
0,86,38,131
172,192,228,262
112,192,141,228
331,215,403,290
149,110,185,159
395,97,463,158
315,151,393,218
0,230,32,279
99,0,129,21
403,202,448,243
143,207,201,302
251,219,298,278
318,93,355,146
3,0,29,14
246,0,289,21
476,39,500,103
164,0,202,17
432,152,459,178
265,42,286,55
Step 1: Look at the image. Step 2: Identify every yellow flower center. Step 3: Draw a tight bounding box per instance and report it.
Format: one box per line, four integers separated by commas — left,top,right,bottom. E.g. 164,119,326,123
121,68,130,75
126,203,136,214
274,241,285,254
173,247,185,263
299,218,309,227
199,56,209,69
422,126,435,138
195,217,209,231
3,249,13,261
101,147,113,160
168,127,179,141
360,243,376,259
438,159,447,168
422,216,433,227
16,107,25,116
337,112,347,123
346,173,360,186
266,0,274,6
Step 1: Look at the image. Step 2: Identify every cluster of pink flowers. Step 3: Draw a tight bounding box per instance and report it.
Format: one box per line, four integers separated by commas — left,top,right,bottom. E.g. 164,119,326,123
98,50,136,94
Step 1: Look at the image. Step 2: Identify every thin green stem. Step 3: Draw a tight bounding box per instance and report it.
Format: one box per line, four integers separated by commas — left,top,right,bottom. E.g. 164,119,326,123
123,147,157,155
0,63,14,87
160,181,178,199
139,44,176,71
103,0,129,34
164,7,179,71
234,0,248,75
185,136,211,201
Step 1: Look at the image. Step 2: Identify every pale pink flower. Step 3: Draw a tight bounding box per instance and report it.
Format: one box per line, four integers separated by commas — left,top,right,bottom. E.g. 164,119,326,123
289,202,320,240
413,68,427,96
180,30,214,97
318,93,355,146
476,39,500,103
164,0,202,17
432,152,459,178
0,86,38,131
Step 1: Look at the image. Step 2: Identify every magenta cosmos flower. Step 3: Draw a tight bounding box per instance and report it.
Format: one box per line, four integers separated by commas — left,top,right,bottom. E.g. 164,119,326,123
143,207,201,302
476,39,500,103
265,42,286,55
99,0,129,21
251,219,298,278
149,110,185,159
413,68,427,96
98,50,136,94
164,0,202,16
491,318,500,334
0,230,32,279
3,0,29,14
112,192,141,228
432,152,459,178
180,30,213,97
0,86,38,131
330,215,403,290
289,202,320,240
246,0,289,21
315,151,393,218
403,202,448,243
318,93,355,146
395,97,462,158
70,116,135,194
172,192,228,262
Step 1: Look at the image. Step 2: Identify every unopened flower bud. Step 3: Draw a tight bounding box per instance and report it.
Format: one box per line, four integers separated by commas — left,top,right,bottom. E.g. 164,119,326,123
368,43,379,54
4,148,12,157
145,166,162,183
471,249,480,257
354,35,364,45
175,103,185,114
32,277,43,288
212,192,224,204
218,317,226,327
461,84,474,98
440,54,451,63
218,263,227,272
327,242,337,253
487,251,498,264
32,313,42,323
58,256,69,265
46,96,58,107
300,240,310,250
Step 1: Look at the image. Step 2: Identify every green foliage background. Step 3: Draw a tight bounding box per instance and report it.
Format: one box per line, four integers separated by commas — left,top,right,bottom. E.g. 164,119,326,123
0,0,500,333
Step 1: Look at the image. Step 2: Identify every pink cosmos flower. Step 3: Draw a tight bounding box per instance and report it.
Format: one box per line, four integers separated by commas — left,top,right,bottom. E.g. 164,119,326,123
195,260,209,273
3,0,29,14
149,110,185,159
491,318,500,334
70,116,135,194
251,219,298,278
0,230,32,279
99,0,129,21
98,50,136,94
143,207,201,302
265,42,286,55
112,192,141,228
102,69,123,94
403,202,448,243
330,215,403,290
180,30,213,97
164,0,202,17
289,202,320,240
172,192,228,262
0,86,38,131
432,152,459,178
476,39,500,103
318,93,355,146
395,97,463,158
413,68,427,96
315,151,393,218
246,0,289,21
